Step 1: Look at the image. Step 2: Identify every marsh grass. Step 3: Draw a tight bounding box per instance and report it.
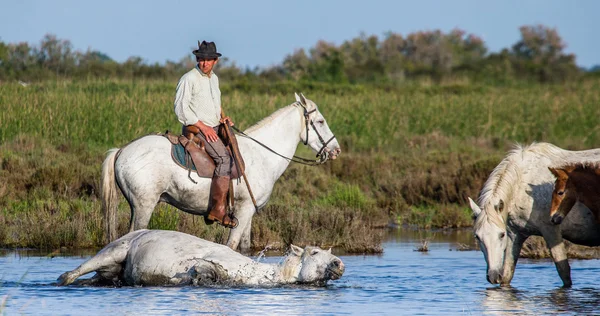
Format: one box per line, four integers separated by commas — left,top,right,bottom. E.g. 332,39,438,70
3,79,600,152
2,79,600,252
521,236,600,260
415,239,430,252
313,183,375,209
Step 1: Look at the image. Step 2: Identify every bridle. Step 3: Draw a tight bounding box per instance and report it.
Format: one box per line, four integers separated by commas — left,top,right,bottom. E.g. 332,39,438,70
230,102,337,166
297,101,337,160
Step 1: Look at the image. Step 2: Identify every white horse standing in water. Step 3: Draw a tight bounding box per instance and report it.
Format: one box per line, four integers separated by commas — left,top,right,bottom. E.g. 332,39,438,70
102,93,341,252
469,142,600,287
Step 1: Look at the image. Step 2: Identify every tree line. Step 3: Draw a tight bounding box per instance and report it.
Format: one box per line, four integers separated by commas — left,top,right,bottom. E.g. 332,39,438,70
0,25,594,85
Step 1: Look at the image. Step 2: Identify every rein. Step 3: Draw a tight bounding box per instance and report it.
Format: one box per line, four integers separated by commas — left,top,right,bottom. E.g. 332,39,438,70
231,125,326,166
230,103,336,166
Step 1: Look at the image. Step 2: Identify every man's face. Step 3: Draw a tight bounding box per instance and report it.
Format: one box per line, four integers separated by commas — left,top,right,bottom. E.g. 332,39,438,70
198,58,218,74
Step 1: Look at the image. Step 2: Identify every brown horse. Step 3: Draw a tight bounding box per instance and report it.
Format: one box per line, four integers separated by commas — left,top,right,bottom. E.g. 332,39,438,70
549,162,600,225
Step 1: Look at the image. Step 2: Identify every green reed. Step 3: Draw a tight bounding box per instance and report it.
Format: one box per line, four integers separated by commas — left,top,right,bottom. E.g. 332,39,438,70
2,79,600,151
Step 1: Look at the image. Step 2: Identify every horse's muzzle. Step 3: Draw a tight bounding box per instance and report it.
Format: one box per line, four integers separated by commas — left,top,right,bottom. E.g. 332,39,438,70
487,270,503,285
329,147,341,160
550,213,564,225
326,259,345,280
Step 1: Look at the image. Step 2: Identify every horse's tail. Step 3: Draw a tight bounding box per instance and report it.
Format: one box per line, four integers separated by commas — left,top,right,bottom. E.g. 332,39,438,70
101,148,121,244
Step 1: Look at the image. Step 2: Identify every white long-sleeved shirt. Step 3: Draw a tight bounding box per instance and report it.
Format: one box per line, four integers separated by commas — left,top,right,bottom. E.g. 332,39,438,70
174,65,222,127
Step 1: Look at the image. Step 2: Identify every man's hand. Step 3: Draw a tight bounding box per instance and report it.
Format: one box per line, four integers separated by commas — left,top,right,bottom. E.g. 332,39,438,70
220,116,234,126
200,125,219,143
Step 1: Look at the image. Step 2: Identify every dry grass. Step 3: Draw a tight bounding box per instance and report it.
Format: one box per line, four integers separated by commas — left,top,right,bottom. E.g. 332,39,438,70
520,236,600,260
415,239,430,252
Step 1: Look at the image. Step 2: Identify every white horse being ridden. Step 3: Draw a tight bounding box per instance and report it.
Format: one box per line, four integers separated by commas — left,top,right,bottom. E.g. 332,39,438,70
469,142,600,287
102,93,341,252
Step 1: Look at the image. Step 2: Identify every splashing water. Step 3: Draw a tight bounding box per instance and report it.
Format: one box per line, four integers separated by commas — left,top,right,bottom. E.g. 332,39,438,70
255,244,273,262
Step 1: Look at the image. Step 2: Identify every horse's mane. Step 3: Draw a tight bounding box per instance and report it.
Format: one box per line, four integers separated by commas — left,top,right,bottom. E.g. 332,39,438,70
551,161,600,172
244,103,299,134
475,146,523,229
475,142,565,229
547,144,600,170
279,251,301,281
244,100,318,134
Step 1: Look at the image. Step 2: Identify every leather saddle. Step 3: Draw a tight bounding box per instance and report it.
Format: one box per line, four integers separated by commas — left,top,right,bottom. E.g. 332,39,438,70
164,128,244,179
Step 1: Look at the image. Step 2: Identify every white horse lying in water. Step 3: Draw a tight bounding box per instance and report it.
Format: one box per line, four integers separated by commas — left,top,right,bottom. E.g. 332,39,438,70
102,93,340,253
469,142,600,288
57,230,345,287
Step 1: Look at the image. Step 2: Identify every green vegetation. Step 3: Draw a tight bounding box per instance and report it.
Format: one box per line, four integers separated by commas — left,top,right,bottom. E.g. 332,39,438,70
1,78,600,253
0,24,598,254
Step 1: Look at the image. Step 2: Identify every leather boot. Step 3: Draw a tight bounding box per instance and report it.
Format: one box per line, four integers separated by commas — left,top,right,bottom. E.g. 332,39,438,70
206,176,238,228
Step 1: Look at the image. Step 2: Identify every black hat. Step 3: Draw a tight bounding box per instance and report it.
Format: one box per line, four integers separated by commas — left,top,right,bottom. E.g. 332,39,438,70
193,40,222,59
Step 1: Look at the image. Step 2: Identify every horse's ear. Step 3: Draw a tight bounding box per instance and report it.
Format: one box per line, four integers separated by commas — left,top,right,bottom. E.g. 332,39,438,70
327,248,332,254
299,93,308,105
549,167,567,179
295,92,307,106
290,244,304,257
468,197,481,218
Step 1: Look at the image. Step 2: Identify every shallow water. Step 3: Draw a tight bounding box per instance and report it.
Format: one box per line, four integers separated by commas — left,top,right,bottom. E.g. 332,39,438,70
2,229,600,315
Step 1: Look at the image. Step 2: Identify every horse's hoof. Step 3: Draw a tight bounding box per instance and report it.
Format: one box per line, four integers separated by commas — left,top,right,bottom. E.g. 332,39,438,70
57,272,76,286
203,216,215,225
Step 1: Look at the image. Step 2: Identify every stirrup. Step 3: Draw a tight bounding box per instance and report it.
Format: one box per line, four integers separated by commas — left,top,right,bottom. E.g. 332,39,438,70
206,213,238,229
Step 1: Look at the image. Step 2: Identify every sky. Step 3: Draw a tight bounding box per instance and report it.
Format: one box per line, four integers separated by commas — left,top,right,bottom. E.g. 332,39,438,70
1,0,598,69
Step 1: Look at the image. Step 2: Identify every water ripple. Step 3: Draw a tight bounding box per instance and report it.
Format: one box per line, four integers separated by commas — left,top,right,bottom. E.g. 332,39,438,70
2,237,600,315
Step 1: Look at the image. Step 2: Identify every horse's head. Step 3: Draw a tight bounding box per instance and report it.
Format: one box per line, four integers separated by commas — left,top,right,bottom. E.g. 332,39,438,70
295,93,341,161
548,167,577,225
283,244,345,285
469,197,509,285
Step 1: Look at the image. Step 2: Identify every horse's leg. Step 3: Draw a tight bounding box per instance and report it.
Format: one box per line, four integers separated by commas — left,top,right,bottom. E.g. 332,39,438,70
542,227,572,287
57,236,132,286
128,195,160,232
239,219,253,254
226,205,254,252
500,230,526,286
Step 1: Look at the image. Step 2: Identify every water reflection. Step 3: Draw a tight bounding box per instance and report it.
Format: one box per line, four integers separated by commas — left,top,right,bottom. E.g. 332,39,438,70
481,286,600,315
544,288,600,314
176,287,344,315
386,227,479,251
481,287,533,315
0,248,97,258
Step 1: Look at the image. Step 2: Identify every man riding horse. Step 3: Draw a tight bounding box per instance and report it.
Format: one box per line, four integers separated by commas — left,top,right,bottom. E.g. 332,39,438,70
173,40,238,229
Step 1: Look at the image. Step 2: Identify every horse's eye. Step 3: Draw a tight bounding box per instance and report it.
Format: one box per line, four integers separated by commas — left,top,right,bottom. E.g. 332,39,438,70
558,191,565,196
499,232,506,239
317,120,325,124
310,249,320,256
